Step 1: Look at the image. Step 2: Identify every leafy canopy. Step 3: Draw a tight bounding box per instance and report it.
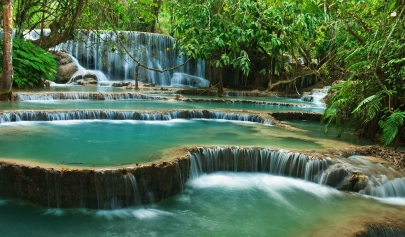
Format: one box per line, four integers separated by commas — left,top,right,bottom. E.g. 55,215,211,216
172,0,327,77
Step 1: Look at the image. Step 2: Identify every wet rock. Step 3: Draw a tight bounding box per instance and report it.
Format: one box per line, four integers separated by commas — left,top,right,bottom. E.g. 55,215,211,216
348,145,405,170
270,112,323,121
112,82,131,87
69,73,99,85
143,83,155,87
52,51,79,83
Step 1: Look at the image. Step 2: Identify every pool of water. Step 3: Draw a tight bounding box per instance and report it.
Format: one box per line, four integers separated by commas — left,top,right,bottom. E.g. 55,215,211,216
0,99,324,113
2,87,403,235
0,172,402,237
0,119,363,166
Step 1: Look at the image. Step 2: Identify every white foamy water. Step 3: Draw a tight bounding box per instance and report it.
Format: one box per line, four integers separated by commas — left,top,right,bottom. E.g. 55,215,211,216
188,172,341,198
93,208,173,220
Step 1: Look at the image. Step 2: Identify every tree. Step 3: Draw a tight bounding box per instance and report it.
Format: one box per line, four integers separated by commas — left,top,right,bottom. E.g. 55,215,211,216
0,0,13,99
77,0,160,32
323,0,405,146
171,0,329,94
14,0,85,49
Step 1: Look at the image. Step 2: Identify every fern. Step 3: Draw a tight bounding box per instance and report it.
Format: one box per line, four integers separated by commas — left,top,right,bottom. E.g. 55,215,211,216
352,94,379,114
0,38,57,88
352,89,395,122
322,80,358,135
379,110,405,146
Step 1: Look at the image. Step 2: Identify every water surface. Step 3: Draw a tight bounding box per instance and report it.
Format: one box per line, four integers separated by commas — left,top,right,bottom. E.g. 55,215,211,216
0,120,367,166
0,173,402,237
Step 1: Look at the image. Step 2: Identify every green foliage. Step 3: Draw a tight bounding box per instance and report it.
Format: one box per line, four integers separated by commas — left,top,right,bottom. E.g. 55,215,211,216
322,0,405,146
322,79,362,136
379,110,405,146
0,38,57,88
171,0,327,78
352,89,395,122
78,0,159,32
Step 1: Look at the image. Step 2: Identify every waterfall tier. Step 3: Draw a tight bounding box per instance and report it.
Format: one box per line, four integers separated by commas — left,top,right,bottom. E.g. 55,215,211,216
365,226,405,237
14,92,165,101
363,177,405,198
49,30,206,86
0,110,271,124
188,147,355,189
0,146,402,209
12,92,317,110
188,147,405,197
301,86,330,105
0,157,189,209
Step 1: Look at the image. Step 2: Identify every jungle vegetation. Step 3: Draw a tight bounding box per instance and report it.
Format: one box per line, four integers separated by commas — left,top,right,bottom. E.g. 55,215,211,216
1,0,405,146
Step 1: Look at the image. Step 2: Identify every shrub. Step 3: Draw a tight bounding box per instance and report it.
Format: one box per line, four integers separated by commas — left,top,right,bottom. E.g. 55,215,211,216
0,38,57,88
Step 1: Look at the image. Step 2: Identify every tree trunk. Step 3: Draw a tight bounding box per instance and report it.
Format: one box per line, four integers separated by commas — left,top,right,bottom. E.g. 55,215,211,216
1,0,14,96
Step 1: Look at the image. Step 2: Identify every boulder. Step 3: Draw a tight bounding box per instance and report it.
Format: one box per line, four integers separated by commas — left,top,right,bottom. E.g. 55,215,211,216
112,82,131,87
52,51,79,83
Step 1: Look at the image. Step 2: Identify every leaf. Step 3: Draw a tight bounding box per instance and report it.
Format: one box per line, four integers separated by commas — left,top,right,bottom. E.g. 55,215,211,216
352,94,381,119
379,111,405,146
0,38,57,88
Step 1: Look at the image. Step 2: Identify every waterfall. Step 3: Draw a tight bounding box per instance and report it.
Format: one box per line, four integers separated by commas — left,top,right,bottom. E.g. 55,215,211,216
49,30,205,86
363,177,405,198
365,226,405,237
123,173,142,207
189,147,405,200
170,72,209,88
0,110,271,124
14,92,164,101
301,86,330,105
189,147,334,184
54,173,62,209
66,54,108,84
175,163,185,192
93,171,142,209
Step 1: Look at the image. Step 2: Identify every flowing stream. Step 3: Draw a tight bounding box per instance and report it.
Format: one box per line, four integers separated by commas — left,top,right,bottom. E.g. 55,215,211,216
0,173,403,237
0,30,404,236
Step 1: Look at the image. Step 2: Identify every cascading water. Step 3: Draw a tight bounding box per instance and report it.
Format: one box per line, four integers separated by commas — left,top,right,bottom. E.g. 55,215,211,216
66,54,108,84
170,72,210,88
364,177,405,198
42,30,206,86
14,92,163,101
0,110,270,124
365,226,405,237
188,146,405,200
189,147,335,185
93,171,143,209
301,86,330,106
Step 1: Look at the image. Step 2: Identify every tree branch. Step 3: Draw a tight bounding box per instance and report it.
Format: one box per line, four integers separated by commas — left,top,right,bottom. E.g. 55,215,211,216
343,20,364,44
